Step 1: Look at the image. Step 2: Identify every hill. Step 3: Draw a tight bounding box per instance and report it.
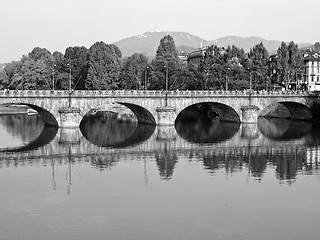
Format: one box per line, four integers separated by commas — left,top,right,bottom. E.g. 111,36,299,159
114,31,313,58
114,31,208,58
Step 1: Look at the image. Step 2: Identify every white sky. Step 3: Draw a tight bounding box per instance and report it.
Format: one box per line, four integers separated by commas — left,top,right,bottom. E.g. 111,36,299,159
0,0,319,63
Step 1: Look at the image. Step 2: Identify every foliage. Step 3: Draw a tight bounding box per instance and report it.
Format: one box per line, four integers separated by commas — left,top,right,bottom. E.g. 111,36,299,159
86,42,122,90
119,53,148,90
149,35,180,90
64,46,88,90
248,42,269,90
0,36,316,92
276,41,303,89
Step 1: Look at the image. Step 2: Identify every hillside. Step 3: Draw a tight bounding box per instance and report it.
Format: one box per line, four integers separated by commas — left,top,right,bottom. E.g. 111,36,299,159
114,31,208,58
114,31,313,57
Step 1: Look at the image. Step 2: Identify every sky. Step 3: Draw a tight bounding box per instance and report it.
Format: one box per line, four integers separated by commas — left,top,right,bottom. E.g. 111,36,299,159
0,0,319,63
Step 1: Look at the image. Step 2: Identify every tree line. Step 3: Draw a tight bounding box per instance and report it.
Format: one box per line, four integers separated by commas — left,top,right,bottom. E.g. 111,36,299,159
0,35,319,91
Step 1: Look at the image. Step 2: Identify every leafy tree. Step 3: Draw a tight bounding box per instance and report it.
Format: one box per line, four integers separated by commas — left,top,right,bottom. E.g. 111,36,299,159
119,53,148,90
29,47,53,66
275,41,303,90
287,41,303,84
248,42,269,90
199,44,247,91
276,42,290,88
52,51,65,90
64,46,88,90
2,60,22,89
7,55,53,90
149,35,180,90
315,42,320,51
86,42,122,90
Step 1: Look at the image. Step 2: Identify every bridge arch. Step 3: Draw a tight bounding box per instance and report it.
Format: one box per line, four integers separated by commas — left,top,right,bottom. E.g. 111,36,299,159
259,101,312,120
79,102,156,125
1,103,59,127
116,102,156,124
176,102,241,123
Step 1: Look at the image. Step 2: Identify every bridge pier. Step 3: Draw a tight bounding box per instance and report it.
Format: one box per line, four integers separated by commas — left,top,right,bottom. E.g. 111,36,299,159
156,126,177,141
241,123,260,139
241,105,260,123
156,106,177,125
58,127,81,146
58,107,81,128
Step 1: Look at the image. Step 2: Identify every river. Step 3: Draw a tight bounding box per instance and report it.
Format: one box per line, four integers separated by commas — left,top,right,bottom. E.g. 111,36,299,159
0,113,320,240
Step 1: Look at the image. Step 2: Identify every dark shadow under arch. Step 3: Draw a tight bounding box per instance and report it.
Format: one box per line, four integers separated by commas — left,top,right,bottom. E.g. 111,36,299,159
259,102,312,120
177,102,240,123
258,118,312,140
80,116,155,148
175,120,240,144
116,102,156,125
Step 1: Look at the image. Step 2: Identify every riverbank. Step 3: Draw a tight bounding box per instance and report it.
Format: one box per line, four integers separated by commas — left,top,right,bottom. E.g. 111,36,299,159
86,104,138,123
0,105,29,115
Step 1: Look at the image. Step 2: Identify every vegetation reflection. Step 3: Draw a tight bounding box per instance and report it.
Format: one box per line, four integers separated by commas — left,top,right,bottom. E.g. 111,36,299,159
0,114,58,151
80,112,155,148
258,118,312,140
175,119,240,143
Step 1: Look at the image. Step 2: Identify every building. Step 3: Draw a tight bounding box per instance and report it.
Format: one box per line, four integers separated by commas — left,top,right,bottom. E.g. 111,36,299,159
304,50,320,91
187,47,207,65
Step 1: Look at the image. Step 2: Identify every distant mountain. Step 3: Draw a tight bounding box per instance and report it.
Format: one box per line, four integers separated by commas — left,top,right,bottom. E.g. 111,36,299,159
209,36,312,54
114,31,208,58
114,31,313,58
209,36,280,53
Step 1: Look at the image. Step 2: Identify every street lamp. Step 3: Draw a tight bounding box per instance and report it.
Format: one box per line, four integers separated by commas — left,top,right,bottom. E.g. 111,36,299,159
52,64,56,90
67,62,72,93
144,66,149,90
67,62,72,107
164,65,168,91
247,67,252,91
164,65,168,106
225,67,230,91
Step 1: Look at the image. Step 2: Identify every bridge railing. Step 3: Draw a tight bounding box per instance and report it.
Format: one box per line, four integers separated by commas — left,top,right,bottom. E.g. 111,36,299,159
0,89,311,98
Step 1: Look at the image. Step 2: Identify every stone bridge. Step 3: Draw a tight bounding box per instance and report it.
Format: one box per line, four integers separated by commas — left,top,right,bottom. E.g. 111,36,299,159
0,90,319,127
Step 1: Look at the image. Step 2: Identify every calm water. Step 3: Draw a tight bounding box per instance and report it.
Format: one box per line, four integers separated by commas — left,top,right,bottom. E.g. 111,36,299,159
0,114,320,240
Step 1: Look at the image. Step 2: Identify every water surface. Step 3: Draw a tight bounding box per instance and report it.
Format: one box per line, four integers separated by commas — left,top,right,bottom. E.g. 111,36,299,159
0,114,320,240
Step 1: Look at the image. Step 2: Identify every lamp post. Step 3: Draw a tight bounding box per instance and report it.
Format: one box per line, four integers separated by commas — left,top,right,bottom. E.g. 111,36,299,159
250,71,252,91
145,66,149,90
52,64,56,90
225,67,230,91
68,63,72,93
67,62,72,107
164,65,168,106
164,65,168,91
247,67,252,91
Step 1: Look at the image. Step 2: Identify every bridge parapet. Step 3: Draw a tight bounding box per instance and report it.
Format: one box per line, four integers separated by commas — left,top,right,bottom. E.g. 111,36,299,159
0,90,311,98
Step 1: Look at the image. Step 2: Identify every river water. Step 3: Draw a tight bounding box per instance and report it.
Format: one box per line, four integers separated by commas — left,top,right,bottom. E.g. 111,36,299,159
0,114,320,240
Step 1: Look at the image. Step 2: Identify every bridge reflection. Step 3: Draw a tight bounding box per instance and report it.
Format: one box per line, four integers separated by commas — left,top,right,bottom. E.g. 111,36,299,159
0,115,319,183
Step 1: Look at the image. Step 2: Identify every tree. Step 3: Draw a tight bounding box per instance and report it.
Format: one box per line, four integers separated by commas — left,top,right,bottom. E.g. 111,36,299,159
2,60,22,89
86,42,122,90
29,47,53,64
149,35,180,90
119,53,148,90
6,55,53,90
198,44,247,91
248,42,269,90
277,42,290,89
287,41,303,86
64,46,88,90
